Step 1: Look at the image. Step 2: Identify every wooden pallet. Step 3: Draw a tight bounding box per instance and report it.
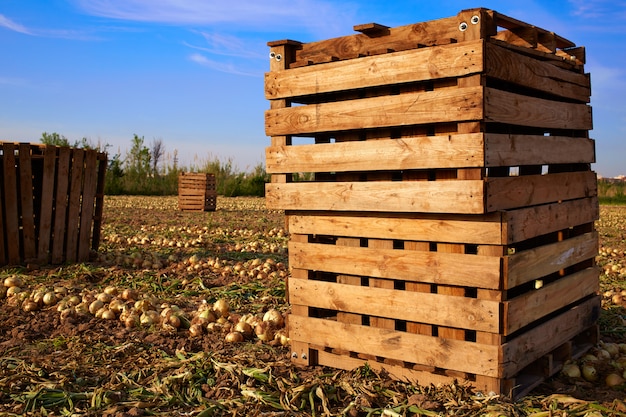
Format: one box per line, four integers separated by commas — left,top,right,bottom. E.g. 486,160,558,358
178,173,217,212
0,142,107,266
264,8,599,398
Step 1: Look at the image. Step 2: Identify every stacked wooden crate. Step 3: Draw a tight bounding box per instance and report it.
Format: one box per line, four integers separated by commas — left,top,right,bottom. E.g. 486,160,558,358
0,142,107,266
178,173,217,211
264,8,599,398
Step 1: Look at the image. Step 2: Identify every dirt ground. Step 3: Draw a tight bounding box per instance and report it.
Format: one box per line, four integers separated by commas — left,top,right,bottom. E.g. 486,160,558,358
0,197,624,416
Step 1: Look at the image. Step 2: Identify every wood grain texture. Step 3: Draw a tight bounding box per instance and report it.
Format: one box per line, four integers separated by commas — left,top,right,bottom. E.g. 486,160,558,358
267,180,485,213
288,241,502,289
484,87,592,130
485,42,590,102
2,143,20,264
266,40,484,100
504,267,599,334
18,143,36,260
486,171,597,212
288,212,504,245
289,315,501,376
290,278,500,332
265,86,484,136
505,231,598,289
266,133,485,173
37,145,57,263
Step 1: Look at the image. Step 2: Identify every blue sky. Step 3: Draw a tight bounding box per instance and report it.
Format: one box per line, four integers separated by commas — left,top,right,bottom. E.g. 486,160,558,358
1,0,625,176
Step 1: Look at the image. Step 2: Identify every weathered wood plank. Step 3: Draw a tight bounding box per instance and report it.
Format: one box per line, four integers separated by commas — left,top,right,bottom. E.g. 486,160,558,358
505,231,598,289
267,181,485,213
266,133,485,173
51,147,71,264
486,171,597,212
2,143,20,264
290,278,500,332
265,86,484,136
484,134,595,166
291,9,492,65
500,296,600,378
77,150,98,262
504,267,599,334
288,211,503,245
37,145,57,263
289,315,501,377
485,42,590,102
289,241,502,289
266,40,484,100
18,143,36,260
484,88,592,130
65,149,84,262
502,198,598,244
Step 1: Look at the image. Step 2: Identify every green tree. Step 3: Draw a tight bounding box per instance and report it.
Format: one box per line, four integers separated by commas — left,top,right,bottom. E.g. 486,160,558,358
40,132,71,147
124,134,152,194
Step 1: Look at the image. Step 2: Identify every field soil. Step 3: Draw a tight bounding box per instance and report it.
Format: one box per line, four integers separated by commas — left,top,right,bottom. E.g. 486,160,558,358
0,197,625,416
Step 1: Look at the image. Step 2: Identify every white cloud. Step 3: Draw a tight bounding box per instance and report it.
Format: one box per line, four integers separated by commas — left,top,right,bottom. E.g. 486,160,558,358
71,0,354,37
188,53,259,77
0,14,33,34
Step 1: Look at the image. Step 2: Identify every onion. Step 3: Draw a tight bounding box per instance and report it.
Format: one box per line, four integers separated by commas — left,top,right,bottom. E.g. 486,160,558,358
121,288,138,301
124,314,139,328
562,363,581,378
582,364,598,382
263,309,285,329
22,300,39,312
234,321,253,338
43,292,57,306
189,323,203,337
605,373,625,387
140,310,160,326
213,299,229,317
168,315,181,328
225,331,244,343
101,309,116,320
603,343,620,358
4,275,23,288
255,321,274,342
89,300,105,315
6,286,22,297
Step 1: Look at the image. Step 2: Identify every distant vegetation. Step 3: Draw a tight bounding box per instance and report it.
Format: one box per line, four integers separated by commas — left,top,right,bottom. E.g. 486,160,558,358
598,178,626,205
38,132,626,203
40,132,269,197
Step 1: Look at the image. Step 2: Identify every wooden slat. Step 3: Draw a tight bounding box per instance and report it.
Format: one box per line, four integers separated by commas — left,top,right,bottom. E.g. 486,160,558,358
91,153,107,253
500,296,600,378
2,143,20,264
51,147,71,264
292,8,494,65
65,149,84,262
484,88,592,130
265,86,484,136
485,42,590,102
503,198,598,244
288,212,503,245
289,315,500,377
367,239,395,330
486,171,597,212
18,143,36,260
504,267,599,335
289,241,502,289
484,134,595,166
505,231,598,289
291,278,500,332
37,145,58,263
267,133,485,173
0,151,5,265
266,40,484,100
77,150,98,262
267,181,485,213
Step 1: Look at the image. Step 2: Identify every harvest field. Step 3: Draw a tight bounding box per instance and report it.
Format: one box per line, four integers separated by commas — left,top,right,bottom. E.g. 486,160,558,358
1,196,625,416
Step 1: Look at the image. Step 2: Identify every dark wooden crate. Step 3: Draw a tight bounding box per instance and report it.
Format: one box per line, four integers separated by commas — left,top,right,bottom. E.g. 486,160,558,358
178,173,217,212
0,142,107,266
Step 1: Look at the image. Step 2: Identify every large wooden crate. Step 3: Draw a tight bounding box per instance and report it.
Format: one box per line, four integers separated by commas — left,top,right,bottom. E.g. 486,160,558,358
264,8,599,398
0,142,107,266
178,173,217,211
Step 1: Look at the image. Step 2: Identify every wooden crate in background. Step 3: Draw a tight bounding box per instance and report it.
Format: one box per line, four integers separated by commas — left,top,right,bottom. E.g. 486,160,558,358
0,142,107,266
264,7,599,398
178,173,217,211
